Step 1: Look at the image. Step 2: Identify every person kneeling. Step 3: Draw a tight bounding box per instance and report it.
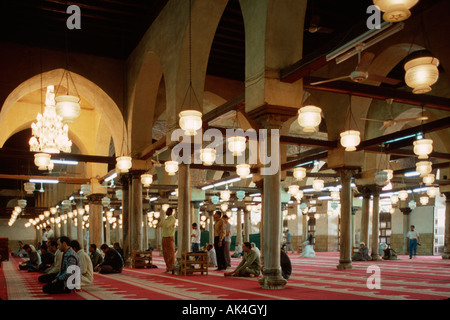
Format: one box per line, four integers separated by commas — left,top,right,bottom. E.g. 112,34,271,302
95,244,124,274
224,242,261,278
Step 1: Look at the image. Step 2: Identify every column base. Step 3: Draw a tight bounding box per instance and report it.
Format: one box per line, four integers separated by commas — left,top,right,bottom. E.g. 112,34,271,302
336,260,353,270
442,253,450,259
258,268,287,289
371,254,382,261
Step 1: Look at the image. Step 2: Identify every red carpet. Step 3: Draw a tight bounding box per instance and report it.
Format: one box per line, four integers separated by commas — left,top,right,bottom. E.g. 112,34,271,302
1,251,449,301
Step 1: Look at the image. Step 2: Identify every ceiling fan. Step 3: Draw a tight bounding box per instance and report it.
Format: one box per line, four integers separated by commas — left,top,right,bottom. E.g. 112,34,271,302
361,99,428,131
305,15,334,34
309,50,402,86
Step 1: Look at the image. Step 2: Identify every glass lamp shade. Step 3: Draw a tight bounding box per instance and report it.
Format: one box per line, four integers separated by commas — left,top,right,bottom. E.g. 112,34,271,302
221,203,229,212
236,163,251,179
384,169,394,181
115,189,123,200
298,106,322,133
140,174,153,187
295,190,304,201
101,196,110,208
220,189,231,202
419,196,429,206
236,190,245,201
373,0,419,22
179,110,202,136
44,210,50,218
227,136,246,156
330,190,340,201
427,186,438,198
165,160,179,176
34,153,51,169
413,139,433,159
200,148,216,166
398,190,409,201
50,207,57,215
288,185,300,195
340,130,361,151
55,95,81,124
116,156,132,173
312,179,324,192
211,195,220,205
422,173,435,186
18,199,27,209
390,194,399,205
293,167,307,181
24,182,35,194
408,200,416,210
404,56,440,94
374,170,389,186
416,161,432,177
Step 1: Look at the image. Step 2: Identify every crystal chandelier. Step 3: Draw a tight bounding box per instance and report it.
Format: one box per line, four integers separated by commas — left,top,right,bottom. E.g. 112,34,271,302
29,85,72,154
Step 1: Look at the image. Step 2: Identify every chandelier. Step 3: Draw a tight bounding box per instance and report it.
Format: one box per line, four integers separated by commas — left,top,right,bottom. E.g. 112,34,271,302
29,85,72,154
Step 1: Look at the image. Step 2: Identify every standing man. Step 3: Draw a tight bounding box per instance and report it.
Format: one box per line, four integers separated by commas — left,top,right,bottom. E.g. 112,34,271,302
191,223,200,253
160,208,176,273
214,211,227,271
223,215,232,268
45,225,55,242
285,229,295,254
406,225,421,259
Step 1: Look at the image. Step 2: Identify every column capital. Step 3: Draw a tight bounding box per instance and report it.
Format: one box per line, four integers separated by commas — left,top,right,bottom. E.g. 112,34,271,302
87,193,105,205
248,103,298,129
337,168,355,181
356,184,382,197
399,207,412,215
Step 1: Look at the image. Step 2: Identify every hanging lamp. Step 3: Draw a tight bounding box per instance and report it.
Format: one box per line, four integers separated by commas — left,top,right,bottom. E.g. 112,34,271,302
236,163,251,179
312,179,324,192
373,0,419,22
293,167,307,181
415,160,432,177
398,190,409,201
422,173,435,186
200,148,216,166
297,105,322,133
413,138,433,159
340,130,361,151
140,173,153,188
404,56,439,94
427,186,438,198
165,160,179,176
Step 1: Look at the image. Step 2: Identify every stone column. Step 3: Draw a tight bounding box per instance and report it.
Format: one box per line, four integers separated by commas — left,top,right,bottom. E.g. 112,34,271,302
400,207,412,254
143,210,148,250
302,211,308,242
208,208,215,245
104,219,111,245
174,164,191,274
360,188,371,248
336,169,354,270
87,194,104,248
77,209,84,250
130,171,144,252
120,174,131,265
236,209,243,247
371,188,382,261
352,207,359,248
66,213,73,240
442,193,450,259
243,209,250,242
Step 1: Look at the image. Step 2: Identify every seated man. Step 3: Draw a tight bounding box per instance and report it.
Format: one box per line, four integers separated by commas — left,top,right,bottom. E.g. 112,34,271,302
12,241,27,257
231,243,242,258
38,244,55,272
382,245,398,260
113,242,124,260
352,242,371,261
280,249,292,280
42,236,80,294
70,240,93,286
19,244,41,272
89,244,104,271
207,244,217,268
300,240,316,258
224,242,261,278
38,241,62,283
95,244,123,274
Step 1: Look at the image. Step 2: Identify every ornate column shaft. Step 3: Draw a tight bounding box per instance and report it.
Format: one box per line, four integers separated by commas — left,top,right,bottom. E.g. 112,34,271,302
120,174,131,265
371,188,382,261
337,169,354,270
400,207,412,254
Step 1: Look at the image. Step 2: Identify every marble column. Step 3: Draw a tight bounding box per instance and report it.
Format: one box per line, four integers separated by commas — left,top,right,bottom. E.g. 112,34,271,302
442,193,450,259
174,164,191,274
77,209,84,250
257,117,286,290
371,188,382,261
400,207,412,254
236,209,243,247
130,171,144,252
87,193,104,248
208,210,215,245
336,169,354,270
104,219,111,245
359,188,371,248
120,174,131,265
243,209,250,242
352,207,359,248
143,211,148,250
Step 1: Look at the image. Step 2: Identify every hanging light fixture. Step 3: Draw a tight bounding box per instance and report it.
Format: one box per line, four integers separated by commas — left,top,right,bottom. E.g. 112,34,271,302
390,194,399,205
415,160,432,177
384,169,394,181
30,85,72,155
404,56,440,94
24,182,35,195
373,0,419,22
293,167,307,181
398,190,409,201
236,163,251,179
413,138,433,159
178,0,203,136
408,200,417,210
115,189,123,200
200,148,216,166
227,136,246,156
419,196,429,206
236,190,245,201
312,179,324,192
116,156,132,173
340,130,361,151
297,105,322,133
165,160,179,176
427,186,438,198
221,203,229,212
211,195,220,205
220,185,231,202
140,173,153,188
374,170,389,187
422,173,435,186
101,196,111,208
288,185,300,196
34,153,51,170
330,189,340,201
18,199,27,209
55,95,81,124
295,190,304,202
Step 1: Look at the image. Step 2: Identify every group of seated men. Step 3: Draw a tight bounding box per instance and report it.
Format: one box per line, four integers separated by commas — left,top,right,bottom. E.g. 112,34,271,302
17,236,125,294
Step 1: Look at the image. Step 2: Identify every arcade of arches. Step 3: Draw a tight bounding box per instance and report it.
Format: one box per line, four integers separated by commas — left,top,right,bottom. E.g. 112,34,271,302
0,0,450,292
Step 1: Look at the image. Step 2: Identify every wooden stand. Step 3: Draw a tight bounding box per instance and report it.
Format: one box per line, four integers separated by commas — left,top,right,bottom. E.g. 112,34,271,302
180,252,208,275
131,250,153,268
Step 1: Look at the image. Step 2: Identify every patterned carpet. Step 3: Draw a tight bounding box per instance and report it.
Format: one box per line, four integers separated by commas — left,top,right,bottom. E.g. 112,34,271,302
1,251,450,301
